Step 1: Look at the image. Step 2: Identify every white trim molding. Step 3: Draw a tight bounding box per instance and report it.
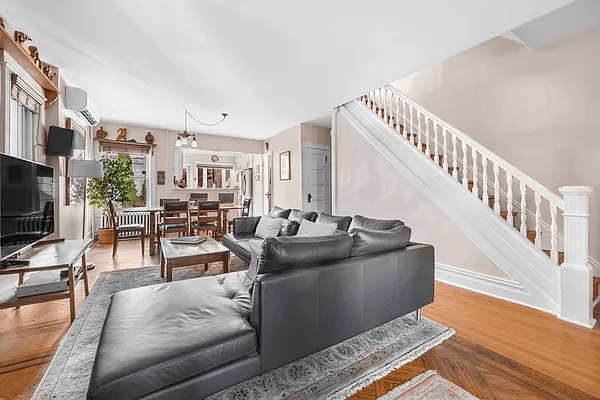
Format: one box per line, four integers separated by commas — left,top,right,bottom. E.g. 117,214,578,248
435,264,558,316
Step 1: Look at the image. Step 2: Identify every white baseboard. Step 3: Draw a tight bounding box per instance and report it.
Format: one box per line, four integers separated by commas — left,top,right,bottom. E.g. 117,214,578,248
435,263,558,316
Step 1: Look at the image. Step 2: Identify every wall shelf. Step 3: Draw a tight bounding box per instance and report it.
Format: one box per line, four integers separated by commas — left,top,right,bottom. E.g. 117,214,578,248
95,138,156,155
0,25,59,108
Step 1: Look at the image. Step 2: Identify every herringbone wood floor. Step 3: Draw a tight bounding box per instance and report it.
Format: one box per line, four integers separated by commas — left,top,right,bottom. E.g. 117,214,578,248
1,238,599,399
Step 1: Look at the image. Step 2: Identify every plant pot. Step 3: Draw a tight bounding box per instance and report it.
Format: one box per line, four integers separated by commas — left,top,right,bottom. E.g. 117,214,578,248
97,228,114,244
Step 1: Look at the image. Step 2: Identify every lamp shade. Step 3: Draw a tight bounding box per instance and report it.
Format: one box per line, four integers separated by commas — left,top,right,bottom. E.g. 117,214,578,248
70,159,103,178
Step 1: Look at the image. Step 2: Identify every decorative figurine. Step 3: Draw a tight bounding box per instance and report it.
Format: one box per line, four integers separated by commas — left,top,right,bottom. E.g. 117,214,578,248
42,64,56,81
145,131,155,145
28,46,43,69
14,31,32,46
95,126,108,139
116,127,128,141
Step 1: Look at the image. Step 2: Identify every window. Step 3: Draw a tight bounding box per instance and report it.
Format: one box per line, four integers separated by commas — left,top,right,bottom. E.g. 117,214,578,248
6,72,43,161
195,164,234,189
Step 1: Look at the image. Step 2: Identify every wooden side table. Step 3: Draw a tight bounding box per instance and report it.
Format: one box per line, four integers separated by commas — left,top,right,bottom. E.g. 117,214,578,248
0,238,92,322
160,237,230,282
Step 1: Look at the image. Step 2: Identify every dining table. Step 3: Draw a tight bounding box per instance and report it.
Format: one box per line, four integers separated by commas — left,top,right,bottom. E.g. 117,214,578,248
118,204,245,256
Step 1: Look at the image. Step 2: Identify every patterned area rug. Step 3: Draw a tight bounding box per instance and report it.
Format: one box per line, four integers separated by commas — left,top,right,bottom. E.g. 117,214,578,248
33,259,453,400
376,371,479,400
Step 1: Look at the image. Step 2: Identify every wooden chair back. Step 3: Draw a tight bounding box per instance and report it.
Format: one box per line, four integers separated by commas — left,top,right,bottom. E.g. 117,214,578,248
195,201,221,237
241,198,251,217
162,201,190,235
160,198,180,206
190,193,208,201
218,192,235,204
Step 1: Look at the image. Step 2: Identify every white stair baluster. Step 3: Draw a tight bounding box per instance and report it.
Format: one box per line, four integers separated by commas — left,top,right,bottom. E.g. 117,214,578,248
472,150,478,197
494,164,501,214
382,88,388,121
462,141,468,188
442,128,448,172
425,117,431,158
417,112,423,151
507,173,514,226
388,92,394,127
550,204,558,264
396,97,402,135
535,193,542,249
520,182,527,236
433,122,439,166
482,155,488,206
451,134,458,180
405,104,411,141
379,88,384,117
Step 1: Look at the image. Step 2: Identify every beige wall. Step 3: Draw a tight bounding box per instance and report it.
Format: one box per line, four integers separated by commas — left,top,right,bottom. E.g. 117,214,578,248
335,113,507,278
391,26,600,268
268,124,303,209
301,123,330,146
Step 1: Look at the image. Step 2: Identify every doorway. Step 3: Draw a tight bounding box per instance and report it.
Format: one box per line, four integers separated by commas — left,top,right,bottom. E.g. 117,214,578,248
302,144,331,213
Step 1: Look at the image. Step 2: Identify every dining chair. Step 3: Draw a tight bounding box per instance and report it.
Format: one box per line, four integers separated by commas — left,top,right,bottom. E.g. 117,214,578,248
227,198,251,234
160,198,180,206
218,192,235,204
192,201,221,240
189,193,208,202
158,201,190,239
108,200,145,257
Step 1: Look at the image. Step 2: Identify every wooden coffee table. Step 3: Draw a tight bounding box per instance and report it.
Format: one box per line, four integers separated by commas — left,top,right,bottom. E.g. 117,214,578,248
159,237,230,282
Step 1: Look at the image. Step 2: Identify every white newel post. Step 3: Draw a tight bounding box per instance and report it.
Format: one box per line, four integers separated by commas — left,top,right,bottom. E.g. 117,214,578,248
558,186,595,328
331,108,338,214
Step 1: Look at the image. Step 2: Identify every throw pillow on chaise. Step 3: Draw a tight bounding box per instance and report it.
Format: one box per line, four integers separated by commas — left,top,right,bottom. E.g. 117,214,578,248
255,216,283,239
296,219,338,237
269,206,291,219
316,212,353,231
288,209,318,224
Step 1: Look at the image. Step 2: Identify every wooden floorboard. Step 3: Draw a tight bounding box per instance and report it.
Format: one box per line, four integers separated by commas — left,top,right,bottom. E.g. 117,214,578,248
1,238,599,399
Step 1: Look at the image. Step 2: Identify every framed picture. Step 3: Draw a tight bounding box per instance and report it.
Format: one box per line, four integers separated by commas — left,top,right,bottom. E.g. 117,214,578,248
157,170,165,185
279,151,290,180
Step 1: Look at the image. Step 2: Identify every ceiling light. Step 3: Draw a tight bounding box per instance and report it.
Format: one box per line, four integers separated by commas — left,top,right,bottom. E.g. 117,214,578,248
177,109,228,147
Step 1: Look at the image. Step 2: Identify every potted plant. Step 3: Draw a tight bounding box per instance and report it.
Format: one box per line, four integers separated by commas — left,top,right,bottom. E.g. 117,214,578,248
87,154,138,244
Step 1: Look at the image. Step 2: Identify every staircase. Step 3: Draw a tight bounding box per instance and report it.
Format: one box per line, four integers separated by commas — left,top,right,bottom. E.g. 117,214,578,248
339,85,599,327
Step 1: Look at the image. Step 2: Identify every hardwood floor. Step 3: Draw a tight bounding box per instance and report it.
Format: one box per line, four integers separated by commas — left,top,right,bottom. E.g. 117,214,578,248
1,238,599,399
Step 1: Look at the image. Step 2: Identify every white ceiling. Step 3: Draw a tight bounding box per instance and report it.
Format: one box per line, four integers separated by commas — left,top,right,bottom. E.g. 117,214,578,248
2,0,574,140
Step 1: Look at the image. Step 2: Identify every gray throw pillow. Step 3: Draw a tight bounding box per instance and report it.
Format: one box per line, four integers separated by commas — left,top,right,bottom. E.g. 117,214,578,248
278,219,300,237
288,209,318,223
255,216,283,239
316,212,353,231
296,219,338,237
269,206,291,219
349,215,404,231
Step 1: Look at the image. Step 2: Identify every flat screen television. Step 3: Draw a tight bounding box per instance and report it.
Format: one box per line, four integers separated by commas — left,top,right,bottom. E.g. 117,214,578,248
0,153,54,261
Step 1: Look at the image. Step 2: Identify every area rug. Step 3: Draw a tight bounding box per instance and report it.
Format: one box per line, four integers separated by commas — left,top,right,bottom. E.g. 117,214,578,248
33,262,454,400
376,371,479,400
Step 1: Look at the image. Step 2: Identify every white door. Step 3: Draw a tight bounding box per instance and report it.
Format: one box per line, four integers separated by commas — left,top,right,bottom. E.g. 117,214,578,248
302,145,330,213
262,153,272,215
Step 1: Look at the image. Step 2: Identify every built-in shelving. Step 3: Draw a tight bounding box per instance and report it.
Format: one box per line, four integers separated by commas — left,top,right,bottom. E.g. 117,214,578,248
95,138,156,155
0,25,59,108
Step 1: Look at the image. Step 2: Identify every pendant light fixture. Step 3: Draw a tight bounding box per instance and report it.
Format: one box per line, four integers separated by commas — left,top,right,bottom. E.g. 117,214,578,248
176,110,228,147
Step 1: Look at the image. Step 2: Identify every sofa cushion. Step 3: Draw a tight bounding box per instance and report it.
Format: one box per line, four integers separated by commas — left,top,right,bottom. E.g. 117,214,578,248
278,219,300,237
255,216,283,239
87,277,257,400
349,215,404,231
296,219,338,237
222,233,255,263
215,271,253,319
256,232,354,274
269,206,291,219
316,212,353,231
288,209,318,223
350,225,412,257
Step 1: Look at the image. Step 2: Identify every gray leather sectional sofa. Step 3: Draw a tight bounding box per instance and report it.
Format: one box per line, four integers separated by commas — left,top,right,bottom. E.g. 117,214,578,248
87,209,435,400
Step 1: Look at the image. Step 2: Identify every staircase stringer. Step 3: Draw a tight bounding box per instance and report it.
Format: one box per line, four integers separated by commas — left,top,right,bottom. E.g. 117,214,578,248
341,100,560,313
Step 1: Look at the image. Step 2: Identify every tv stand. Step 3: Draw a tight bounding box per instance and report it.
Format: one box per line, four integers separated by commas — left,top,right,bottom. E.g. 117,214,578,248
0,239,92,322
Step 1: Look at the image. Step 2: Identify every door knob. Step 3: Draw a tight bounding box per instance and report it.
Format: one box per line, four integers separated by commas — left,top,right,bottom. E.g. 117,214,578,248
307,193,312,203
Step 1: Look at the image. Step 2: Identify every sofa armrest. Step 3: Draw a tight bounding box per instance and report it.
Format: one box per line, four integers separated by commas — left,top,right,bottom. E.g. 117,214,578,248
232,216,261,235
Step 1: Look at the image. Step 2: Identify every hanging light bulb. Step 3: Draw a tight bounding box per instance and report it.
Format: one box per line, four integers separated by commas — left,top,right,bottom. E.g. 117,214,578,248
181,136,188,146
175,134,182,147
191,134,198,148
